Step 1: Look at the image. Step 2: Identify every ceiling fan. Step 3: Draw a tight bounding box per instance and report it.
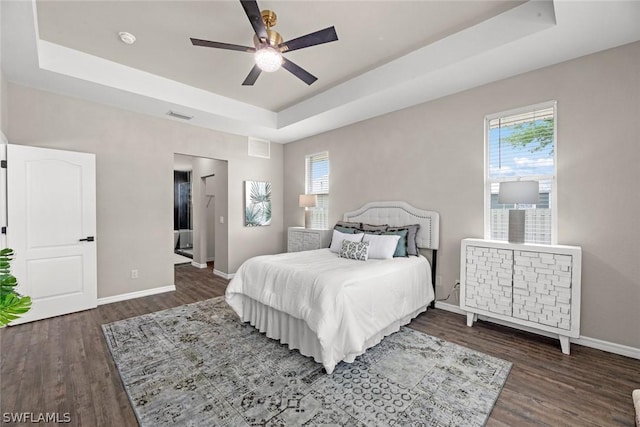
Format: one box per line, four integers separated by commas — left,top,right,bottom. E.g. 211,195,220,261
190,0,338,86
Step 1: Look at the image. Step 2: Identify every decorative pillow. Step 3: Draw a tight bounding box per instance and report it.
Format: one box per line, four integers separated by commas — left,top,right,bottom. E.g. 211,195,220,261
329,229,363,253
387,224,421,256
334,225,360,234
362,233,401,259
339,240,369,261
383,229,409,257
335,221,361,230
361,223,389,233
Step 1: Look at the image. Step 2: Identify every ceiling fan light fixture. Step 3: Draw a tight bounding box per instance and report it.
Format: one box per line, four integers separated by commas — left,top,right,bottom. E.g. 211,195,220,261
190,1,338,85
254,46,283,72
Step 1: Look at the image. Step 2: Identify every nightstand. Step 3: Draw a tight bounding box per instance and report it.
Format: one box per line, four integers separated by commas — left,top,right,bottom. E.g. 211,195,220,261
287,227,332,252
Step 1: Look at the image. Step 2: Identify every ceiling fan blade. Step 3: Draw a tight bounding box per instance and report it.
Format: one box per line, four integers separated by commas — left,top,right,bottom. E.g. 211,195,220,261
282,58,317,86
190,38,255,52
279,26,338,53
242,65,262,86
240,0,269,43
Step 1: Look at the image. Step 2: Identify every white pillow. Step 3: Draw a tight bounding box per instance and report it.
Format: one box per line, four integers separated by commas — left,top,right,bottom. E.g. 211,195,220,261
362,233,401,259
329,230,363,253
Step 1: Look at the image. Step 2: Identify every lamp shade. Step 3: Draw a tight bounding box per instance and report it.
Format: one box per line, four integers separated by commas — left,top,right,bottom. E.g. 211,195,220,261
299,194,317,208
498,181,540,205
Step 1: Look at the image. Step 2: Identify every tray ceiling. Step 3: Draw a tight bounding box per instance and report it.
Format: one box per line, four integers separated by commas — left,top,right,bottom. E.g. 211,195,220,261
3,1,640,143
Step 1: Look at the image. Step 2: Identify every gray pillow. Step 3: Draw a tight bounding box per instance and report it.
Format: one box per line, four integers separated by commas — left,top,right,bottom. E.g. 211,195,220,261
387,224,421,256
335,221,361,231
334,225,359,234
361,223,388,232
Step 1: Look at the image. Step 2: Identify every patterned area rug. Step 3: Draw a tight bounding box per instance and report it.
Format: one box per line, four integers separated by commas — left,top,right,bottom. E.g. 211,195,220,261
102,297,511,426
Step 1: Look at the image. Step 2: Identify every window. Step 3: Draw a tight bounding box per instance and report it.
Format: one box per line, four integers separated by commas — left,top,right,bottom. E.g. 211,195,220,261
485,102,556,244
305,151,329,229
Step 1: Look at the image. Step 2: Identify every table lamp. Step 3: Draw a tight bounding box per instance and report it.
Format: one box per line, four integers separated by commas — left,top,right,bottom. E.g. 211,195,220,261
299,194,317,229
498,181,539,243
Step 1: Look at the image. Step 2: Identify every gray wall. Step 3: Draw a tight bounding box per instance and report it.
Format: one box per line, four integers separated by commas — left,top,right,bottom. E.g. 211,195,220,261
0,1,5,138
284,41,640,349
204,160,228,263
0,70,6,138
190,156,227,267
6,84,284,298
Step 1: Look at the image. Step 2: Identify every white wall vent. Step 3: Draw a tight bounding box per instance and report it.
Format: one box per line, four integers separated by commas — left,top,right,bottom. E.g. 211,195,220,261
248,137,270,159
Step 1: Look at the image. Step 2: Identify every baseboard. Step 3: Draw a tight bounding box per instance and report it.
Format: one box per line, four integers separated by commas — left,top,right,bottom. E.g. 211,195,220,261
191,261,207,269
434,302,640,360
434,301,466,315
97,285,176,306
213,269,235,280
573,336,640,360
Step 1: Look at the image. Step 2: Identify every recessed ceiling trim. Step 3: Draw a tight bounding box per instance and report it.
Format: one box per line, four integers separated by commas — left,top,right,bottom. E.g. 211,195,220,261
35,40,278,128
278,0,557,129
2,1,640,144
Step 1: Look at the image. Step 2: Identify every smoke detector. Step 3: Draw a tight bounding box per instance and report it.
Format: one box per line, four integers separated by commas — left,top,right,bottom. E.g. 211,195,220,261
118,32,136,45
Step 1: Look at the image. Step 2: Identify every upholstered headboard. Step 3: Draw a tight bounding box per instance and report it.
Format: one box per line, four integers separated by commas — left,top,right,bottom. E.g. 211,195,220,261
343,201,440,250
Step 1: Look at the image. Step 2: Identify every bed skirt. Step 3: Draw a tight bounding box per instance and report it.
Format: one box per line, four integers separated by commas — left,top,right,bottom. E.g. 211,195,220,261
234,295,428,374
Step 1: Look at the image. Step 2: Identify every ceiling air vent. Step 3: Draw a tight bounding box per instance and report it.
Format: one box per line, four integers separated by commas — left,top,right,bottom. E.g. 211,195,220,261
248,137,270,159
166,110,193,120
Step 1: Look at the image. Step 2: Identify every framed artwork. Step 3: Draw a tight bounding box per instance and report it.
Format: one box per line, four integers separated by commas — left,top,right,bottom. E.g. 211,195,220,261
244,181,272,226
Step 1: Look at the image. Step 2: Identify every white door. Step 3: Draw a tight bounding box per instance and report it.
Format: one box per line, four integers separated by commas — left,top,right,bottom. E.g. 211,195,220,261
4,144,97,324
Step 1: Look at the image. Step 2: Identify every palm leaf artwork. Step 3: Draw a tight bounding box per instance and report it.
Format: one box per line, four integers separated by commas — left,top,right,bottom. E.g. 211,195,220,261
0,248,32,327
244,181,272,226
245,205,263,227
263,199,272,223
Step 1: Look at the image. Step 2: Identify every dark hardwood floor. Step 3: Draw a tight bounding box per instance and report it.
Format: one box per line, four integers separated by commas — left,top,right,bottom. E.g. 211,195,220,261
1,263,638,426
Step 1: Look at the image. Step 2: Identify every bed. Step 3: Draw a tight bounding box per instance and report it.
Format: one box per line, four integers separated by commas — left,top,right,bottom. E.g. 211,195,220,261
225,201,440,374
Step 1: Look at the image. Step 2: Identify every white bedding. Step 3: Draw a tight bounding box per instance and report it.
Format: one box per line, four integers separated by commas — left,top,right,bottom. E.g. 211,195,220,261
225,248,434,373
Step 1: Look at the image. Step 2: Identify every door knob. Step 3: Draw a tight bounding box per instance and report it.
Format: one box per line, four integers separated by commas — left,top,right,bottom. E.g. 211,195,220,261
79,236,95,242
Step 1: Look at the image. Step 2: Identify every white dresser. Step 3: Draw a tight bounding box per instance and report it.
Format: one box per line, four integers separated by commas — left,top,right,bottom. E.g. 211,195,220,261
460,238,581,354
287,227,332,252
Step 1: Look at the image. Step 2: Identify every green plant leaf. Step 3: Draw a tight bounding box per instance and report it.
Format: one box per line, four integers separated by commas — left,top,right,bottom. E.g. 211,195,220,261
0,275,17,285
0,294,32,327
0,248,31,326
0,270,19,297
0,248,14,257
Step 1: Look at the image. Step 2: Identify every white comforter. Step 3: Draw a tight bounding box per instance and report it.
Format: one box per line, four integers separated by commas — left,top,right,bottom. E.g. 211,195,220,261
225,249,434,373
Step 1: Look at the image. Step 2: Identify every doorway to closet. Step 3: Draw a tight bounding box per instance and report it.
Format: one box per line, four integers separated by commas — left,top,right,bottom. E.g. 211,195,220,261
173,154,228,274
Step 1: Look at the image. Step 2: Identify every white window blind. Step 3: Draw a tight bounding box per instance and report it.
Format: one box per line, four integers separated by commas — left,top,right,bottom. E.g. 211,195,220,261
305,152,329,229
485,103,556,244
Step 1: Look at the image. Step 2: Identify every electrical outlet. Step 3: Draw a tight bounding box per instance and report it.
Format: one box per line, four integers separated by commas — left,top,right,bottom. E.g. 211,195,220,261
220,216,225,224
131,269,139,279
